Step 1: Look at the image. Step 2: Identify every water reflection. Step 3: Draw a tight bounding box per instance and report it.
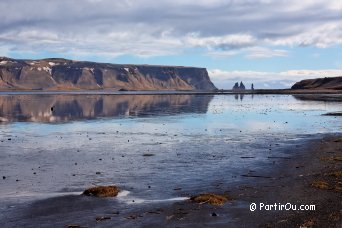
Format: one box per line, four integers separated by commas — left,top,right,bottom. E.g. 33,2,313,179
0,94,213,123
234,94,244,101
293,94,342,102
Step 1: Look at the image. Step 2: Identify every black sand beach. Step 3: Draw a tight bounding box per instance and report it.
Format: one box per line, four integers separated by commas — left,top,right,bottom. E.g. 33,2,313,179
1,134,341,227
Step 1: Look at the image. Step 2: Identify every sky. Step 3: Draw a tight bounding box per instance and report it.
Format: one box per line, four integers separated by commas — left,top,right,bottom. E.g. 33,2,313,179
0,0,341,89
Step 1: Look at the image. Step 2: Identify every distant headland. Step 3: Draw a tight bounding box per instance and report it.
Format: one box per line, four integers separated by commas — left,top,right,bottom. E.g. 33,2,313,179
0,57,217,91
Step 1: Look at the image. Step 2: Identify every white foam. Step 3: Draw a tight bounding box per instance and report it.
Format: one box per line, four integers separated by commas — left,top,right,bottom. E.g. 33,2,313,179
117,190,130,197
0,191,82,199
116,190,189,205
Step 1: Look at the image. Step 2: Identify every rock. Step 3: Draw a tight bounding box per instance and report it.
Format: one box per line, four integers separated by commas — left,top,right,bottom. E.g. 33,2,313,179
95,216,111,221
239,81,245,90
83,186,120,197
232,82,239,90
143,153,155,157
211,212,218,217
190,193,230,206
232,81,246,91
323,112,342,116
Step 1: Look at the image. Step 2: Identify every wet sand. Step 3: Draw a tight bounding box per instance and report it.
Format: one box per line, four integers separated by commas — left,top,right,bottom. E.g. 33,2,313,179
1,134,341,227
131,134,342,228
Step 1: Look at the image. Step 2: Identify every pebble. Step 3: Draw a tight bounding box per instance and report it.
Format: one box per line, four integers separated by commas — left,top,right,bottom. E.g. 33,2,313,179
211,212,218,217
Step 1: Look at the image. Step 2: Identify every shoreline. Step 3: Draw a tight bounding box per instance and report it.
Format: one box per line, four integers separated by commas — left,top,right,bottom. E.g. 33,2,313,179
0,89,341,96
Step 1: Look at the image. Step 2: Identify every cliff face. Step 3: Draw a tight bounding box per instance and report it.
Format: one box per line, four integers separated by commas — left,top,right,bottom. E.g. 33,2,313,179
0,57,217,91
291,76,342,90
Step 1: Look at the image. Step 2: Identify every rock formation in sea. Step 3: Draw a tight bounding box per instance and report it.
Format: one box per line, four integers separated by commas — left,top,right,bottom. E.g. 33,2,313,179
0,57,217,91
239,81,245,90
232,81,246,90
291,76,342,90
232,82,239,90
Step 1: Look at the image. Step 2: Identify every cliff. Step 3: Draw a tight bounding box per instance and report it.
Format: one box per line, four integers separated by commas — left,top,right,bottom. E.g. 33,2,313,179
0,57,217,91
291,76,342,90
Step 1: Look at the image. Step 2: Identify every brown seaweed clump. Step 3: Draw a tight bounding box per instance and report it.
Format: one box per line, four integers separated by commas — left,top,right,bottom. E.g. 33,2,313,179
83,186,120,197
320,156,342,162
311,180,331,190
328,170,342,177
190,193,230,206
334,182,342,192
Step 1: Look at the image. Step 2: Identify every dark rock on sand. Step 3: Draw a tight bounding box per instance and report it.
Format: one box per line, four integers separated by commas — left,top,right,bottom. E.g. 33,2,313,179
95,216,111,221
323,112,342,116
143,153,155,157
67,225,82,228
83,186,120,197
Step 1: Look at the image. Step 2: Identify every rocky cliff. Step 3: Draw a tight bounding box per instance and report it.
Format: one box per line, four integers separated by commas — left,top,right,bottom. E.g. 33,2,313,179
0,57,217,91
291,76,342,90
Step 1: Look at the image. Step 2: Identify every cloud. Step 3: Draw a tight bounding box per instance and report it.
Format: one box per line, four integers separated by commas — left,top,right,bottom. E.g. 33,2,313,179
185,33,256,50
209,69,342,89
246,47,289,59
0,0,341,57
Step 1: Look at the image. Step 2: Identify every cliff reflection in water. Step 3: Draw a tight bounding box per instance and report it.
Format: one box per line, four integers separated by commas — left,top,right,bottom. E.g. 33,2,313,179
0,94,213,123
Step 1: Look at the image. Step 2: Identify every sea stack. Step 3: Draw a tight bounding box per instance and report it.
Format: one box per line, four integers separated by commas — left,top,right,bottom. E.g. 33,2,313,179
232,81,246,91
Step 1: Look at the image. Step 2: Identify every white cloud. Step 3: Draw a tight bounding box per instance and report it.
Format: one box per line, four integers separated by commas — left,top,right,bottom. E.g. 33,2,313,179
267,23,342,48
0,0,341,57
246,47,289,59
185,33,256,50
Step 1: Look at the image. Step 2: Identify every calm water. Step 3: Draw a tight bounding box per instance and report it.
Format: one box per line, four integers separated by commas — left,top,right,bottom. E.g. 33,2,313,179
0,94,341,205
